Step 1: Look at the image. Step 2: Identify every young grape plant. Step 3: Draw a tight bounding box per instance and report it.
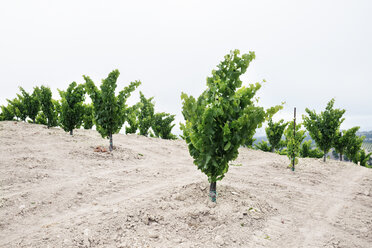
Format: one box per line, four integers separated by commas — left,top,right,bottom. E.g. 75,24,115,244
39,85,59,128
181,50,282,202
82,103,94,129
359,149,372,167
59,82,86,135
284,121,306,169
0,105,15,121
7,96,27,122
19,87,40,123
300,140,323,159
303,99,345,162
265,118,288,152
254,141,272,152
243,136,256,148
125,104,140,134
84,69,141,151
343,127,364,164
138,92,155,137
152,112,177,140
334,127,360,161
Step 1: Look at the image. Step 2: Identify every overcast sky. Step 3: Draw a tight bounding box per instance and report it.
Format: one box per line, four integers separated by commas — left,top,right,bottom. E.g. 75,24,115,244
0,0,371,136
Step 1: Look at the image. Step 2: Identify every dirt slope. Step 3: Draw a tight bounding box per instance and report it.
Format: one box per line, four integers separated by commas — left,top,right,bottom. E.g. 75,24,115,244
0,121,371,248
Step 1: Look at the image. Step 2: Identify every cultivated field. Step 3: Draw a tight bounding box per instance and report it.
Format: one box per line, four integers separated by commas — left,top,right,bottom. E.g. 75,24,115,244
0,121,371,247
362,142,372,153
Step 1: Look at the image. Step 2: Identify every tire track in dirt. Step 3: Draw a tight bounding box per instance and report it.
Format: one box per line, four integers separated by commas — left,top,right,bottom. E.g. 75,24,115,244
255,164,368,248
298,167,369,247
1,122,371,247
229,154,367,247
0,164,202,247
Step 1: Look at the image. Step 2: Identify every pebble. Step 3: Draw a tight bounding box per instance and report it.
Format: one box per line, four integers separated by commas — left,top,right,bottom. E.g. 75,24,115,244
252,215,261,220
63,239,72,246
173,238,183,243
215,235,224,246
118,242,128,248
207,201,217,208
149,232,159,239
174,193,186,201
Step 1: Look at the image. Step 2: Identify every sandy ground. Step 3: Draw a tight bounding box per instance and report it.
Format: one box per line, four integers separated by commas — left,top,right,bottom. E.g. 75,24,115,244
0,121,371,248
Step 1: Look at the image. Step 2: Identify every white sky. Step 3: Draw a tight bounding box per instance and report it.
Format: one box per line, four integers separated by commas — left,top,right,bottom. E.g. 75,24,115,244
0,0,371,136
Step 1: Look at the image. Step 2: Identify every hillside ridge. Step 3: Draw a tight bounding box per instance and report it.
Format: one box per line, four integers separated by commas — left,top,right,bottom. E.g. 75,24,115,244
0,121,371,247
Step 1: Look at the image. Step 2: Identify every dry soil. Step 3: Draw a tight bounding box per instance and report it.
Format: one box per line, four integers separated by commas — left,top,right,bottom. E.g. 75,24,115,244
0,121,371,247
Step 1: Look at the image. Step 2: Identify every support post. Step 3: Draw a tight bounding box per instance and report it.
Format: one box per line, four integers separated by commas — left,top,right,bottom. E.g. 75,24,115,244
292,107,296,171
209,182,217,202
109,133,113,151
339,132,343,161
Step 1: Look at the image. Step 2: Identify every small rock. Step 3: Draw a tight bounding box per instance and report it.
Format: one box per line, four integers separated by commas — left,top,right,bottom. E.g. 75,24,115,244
63,239,72,245
174,193,186,201
252,215,261,220
207,201,217,208
360,227,368,233
19,205,25,210
149,232,159,239
142,218,149,225
215,235,224,246
173,238,183,243
118,242,128,248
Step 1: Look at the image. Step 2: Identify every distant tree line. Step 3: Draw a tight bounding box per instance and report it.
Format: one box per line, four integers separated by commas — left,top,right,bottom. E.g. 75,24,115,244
0,69,178,151
252,99,371,168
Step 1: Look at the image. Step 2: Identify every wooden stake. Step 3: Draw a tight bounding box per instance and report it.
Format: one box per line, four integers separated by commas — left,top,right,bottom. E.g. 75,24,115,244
292,107,296,171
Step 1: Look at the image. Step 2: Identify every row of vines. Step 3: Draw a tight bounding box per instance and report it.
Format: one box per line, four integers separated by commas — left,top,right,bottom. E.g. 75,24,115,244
1,50,370,202
0,70,177,151
179,50,371,201
253,101,371,168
